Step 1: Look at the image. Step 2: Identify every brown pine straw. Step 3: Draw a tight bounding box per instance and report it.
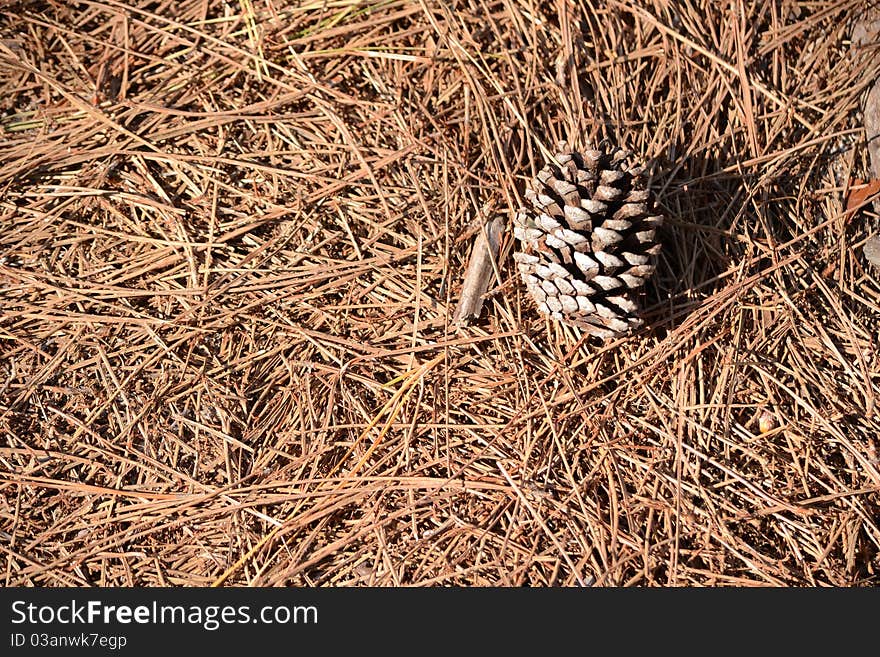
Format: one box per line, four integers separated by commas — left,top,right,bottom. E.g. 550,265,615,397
1,0,879,586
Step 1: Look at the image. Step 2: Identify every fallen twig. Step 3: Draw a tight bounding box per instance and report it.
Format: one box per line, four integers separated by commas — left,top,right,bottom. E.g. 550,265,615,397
452,215,506,325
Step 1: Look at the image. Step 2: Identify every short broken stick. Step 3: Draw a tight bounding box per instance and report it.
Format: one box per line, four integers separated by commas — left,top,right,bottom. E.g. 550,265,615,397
452,216,506,325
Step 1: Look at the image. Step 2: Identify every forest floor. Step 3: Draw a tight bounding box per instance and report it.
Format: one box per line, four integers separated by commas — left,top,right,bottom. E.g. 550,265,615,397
1,0,879,586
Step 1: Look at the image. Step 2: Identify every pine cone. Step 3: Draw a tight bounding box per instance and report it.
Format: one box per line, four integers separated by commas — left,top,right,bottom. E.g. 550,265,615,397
513,142,663,338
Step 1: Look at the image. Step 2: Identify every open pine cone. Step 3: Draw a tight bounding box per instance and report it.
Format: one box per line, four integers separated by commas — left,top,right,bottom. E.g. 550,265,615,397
513,142,663,338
